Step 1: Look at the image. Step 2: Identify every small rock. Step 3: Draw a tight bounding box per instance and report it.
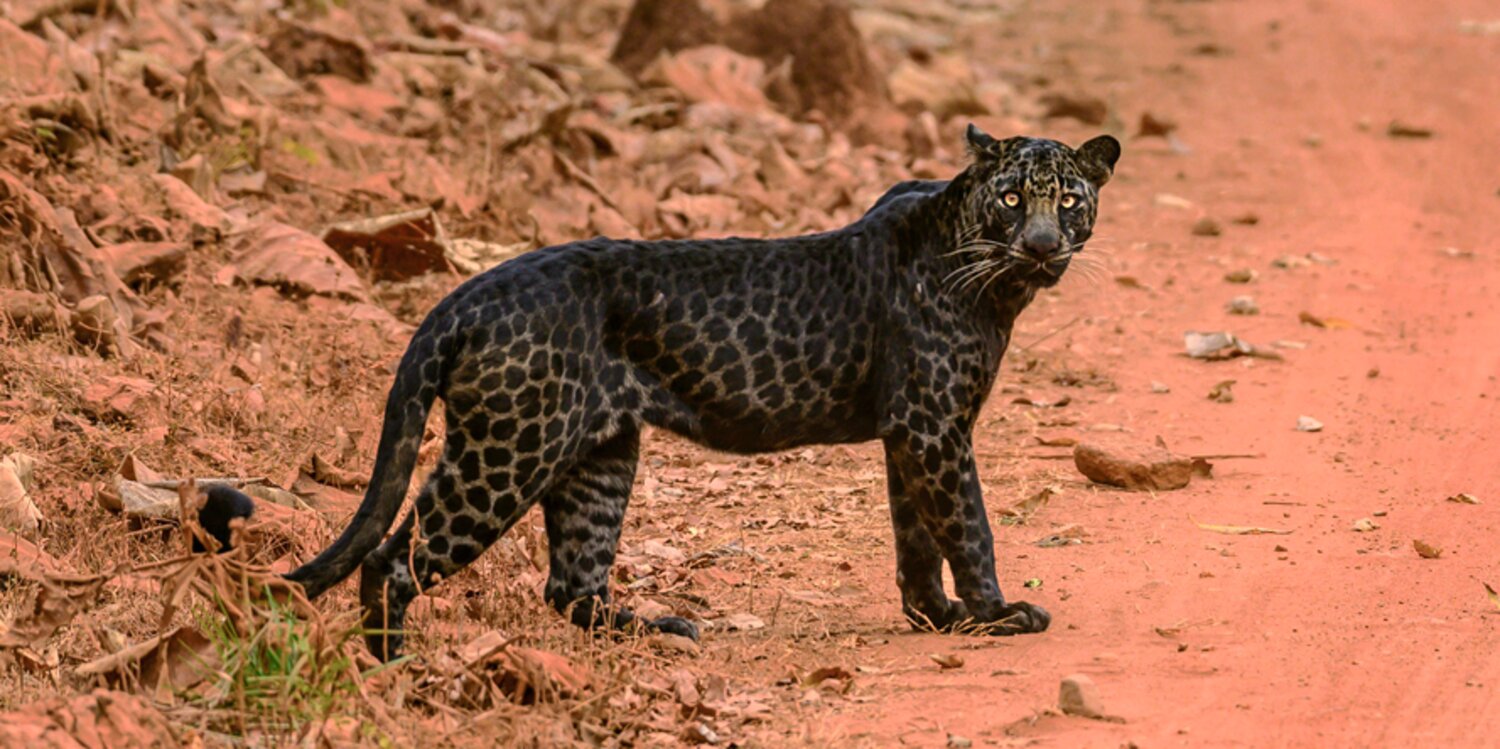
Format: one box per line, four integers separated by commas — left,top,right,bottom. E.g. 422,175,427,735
1137,111,1176,137
1074,441,1193,491
1207,380,1235,403
1352,518,1379,532
1150,381,1171,394
1295,416,1323,432
1226,296,1259,315
1059,673,1106,719
946,734,973,749
1413,539,1442,559
1191,217,1222,237
1231,212,1261,225
1224,268,1257,284
1038,92,1107,125
683,721,719,745
1272,254,1311,269
1154,193,1194,209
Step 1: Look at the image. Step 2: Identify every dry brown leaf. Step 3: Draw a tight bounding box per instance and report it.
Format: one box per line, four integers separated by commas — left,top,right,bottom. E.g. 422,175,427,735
930,653,964,670
804,665,854,685
229,220,370,302
1298,311,1354,329
1412,539,1442,559
0,454,42,534
644,46,770,112
1207,379,1235,403
304,453,367,489
0,689,184,747
1001,486,1058,525
75,626,218,699
721,612,765,632
1193,519,1292,536
469,646,593,705
0,531,108,653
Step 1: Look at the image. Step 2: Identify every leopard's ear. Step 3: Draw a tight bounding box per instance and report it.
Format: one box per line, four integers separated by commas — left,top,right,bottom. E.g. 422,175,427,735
1076,135,1122,187
964,123,1002,159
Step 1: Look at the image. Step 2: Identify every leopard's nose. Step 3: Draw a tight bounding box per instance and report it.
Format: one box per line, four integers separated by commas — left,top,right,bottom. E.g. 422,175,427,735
1021,231,1061,260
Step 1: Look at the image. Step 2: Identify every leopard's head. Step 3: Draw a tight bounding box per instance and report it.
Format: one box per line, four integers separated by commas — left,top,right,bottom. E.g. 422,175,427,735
954,124,1121,290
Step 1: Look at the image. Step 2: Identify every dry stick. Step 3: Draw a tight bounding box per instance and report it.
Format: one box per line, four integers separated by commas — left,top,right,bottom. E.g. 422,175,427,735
1019,315,1082,353
1003,451,1265,461
553,149,629,219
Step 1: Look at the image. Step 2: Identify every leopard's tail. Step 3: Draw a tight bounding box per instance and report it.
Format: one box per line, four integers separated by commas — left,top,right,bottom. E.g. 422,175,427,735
283,319,448,600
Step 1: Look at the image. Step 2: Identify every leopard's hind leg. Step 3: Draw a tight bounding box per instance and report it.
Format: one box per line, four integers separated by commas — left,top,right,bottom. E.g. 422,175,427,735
542,425,699,640
356,440,543,660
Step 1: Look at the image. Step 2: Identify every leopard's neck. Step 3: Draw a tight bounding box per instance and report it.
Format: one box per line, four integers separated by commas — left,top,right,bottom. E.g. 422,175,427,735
907,169,1040,331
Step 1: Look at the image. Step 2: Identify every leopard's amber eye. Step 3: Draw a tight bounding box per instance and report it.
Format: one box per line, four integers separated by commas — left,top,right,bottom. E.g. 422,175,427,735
1060,194,1079,210
1001,192,1021,208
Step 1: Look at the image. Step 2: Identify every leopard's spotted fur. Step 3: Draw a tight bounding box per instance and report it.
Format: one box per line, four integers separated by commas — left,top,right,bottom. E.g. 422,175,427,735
206,125,1121,659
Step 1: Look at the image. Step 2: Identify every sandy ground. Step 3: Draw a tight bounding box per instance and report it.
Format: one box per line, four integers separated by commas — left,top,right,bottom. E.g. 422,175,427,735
792,0,1500,745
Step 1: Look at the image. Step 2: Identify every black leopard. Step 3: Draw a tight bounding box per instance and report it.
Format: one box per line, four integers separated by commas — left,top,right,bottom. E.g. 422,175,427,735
203,125,1121,659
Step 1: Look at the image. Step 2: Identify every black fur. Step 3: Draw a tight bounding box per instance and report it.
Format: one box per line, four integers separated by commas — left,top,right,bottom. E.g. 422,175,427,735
195,484,256,552
223,126,1120,659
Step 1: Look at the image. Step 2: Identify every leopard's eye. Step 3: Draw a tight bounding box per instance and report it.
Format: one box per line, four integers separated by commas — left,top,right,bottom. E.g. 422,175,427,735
1060,194,1079,210
1001,192,1021,208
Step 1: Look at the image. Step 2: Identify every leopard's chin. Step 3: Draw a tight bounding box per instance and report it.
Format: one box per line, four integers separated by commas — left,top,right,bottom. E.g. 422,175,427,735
1020,259,1068,288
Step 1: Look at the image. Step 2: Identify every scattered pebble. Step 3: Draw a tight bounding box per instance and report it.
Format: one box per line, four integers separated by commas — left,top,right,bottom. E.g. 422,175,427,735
1207,380,1236,403
1227,296,1260,315
1272,254,1311,269
1231,212,1261,225
1137,111,1177,137
1224,268,1257,284
1413,539,1443,559
1352,518,1379,532
1295,416,1323,432
1446,493,1481,505
1150,381,1171,394
1059,673,1106,719
946,735,973,749
1191,217,1222,237
1155,193,1194,209
1439,246,1475,259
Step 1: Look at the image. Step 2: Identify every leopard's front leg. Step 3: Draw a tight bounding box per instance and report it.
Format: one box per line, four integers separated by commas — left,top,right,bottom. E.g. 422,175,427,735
883,427,1049,635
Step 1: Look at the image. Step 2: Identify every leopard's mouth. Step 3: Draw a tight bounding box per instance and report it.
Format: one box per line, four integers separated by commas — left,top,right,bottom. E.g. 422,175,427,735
1013,256,1069,288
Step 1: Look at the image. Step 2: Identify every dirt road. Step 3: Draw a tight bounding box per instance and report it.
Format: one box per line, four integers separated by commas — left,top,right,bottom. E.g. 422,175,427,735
779,0,1500,744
